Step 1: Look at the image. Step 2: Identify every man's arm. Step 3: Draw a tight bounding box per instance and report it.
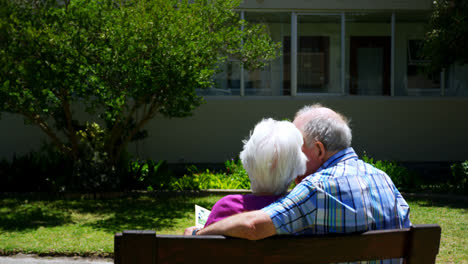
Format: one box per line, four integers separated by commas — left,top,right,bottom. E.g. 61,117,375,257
192,210,276,240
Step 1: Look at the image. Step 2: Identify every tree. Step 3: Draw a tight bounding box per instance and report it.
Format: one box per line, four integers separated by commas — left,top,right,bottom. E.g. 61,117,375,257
0,0,280,189
423,0,468,72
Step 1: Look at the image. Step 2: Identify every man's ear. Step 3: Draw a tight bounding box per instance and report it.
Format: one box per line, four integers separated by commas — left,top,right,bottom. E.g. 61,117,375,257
315,141,327,162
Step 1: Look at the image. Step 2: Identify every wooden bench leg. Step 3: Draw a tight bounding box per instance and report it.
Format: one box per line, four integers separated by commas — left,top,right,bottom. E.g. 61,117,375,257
115,230,157,264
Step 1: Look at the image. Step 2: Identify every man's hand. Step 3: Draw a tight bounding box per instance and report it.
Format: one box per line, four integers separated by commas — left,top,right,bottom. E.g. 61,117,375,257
183,226,199,235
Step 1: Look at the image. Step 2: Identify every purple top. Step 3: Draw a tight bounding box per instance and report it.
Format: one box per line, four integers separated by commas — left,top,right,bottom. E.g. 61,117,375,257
204,194,282,227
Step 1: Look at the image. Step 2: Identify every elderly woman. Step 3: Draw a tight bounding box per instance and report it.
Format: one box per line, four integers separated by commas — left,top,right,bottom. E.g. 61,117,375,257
203,118,307,227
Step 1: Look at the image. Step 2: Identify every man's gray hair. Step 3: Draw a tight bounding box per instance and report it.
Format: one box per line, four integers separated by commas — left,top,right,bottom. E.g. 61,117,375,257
240,118,307,195
296,104,352,152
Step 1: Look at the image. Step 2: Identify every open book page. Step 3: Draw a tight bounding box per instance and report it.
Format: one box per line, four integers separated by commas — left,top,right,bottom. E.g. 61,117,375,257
195,205,211,228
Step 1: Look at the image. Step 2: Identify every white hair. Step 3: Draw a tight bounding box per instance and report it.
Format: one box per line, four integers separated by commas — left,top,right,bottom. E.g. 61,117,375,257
239,118,307,195
296,104,352,151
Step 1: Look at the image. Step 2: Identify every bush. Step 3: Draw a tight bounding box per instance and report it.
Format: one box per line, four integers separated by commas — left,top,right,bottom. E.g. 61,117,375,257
362,153,421,192
0,145,72,192
170,160,250,191
0,147,251,192
127,159,174,191
0,144,150,192
450,160,468,194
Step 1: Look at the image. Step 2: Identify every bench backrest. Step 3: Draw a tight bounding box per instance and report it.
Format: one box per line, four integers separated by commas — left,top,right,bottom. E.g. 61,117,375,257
114,224,441,264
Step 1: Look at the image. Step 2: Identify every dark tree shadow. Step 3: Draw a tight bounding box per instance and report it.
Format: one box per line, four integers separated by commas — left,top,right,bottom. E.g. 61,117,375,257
83,196,196,233
0,199,72,231
405,194,468,210
0,193,220,233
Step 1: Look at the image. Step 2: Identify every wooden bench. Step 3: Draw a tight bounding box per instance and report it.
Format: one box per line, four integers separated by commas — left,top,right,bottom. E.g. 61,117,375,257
114,224,441,264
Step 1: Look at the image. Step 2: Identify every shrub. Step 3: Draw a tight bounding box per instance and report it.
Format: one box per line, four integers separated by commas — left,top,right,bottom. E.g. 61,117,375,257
450,160,468,194
0,145,72,192
127,159,174,191
170,160,250,191
361,153,420,192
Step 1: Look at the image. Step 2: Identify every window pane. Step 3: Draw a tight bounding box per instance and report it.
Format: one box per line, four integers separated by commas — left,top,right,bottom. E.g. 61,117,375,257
347,12,391,95
244,12,290,96
346,12,392,95
406,40,440,96
446,64,468,96
393,11,434,96
296,14,341,94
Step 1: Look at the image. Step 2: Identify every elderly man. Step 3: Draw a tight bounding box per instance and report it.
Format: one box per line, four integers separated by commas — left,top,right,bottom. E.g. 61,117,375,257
185,104,411,241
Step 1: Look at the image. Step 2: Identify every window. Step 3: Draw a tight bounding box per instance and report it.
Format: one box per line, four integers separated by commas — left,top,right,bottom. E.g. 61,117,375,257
197,10,467,97
198,12,290,96
296,14,342,94
243,12,290,96
283,36,330,94
406,39,440,95
346,12,392,95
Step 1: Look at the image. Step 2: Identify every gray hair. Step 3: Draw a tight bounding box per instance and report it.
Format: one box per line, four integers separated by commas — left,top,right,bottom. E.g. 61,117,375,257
296,104,352,152
239,118,307,195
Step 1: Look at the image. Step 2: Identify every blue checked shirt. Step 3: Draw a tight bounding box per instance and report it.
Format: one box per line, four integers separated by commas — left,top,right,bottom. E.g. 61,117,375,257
262,148,411,263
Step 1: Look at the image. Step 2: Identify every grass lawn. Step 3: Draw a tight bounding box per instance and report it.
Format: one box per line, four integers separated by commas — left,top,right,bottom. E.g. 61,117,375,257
0,193,466,263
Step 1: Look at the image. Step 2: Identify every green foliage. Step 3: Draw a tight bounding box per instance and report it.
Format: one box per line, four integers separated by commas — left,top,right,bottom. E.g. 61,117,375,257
127,159,173,191
0,0,280,190
361,153,420,191
450,160,468,194
170,159,250,190
224,158,250,188
423,0,468,71
0,143,131,192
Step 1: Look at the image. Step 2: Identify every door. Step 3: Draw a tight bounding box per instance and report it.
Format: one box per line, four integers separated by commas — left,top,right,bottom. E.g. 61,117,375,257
350,36,391,95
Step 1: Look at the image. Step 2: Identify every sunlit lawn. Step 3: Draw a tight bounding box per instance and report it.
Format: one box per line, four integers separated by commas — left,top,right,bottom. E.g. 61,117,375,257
0,193,466,263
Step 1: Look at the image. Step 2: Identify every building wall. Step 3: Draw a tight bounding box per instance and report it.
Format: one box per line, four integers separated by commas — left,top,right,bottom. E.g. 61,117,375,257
239,0,432,11
1,97,467,164
133,97,468,163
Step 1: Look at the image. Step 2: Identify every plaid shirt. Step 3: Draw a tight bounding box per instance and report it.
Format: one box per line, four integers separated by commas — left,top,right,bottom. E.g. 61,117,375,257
262,148,411,263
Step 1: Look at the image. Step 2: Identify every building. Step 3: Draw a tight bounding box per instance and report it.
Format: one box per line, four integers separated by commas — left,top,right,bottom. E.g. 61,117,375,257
1,0,468,166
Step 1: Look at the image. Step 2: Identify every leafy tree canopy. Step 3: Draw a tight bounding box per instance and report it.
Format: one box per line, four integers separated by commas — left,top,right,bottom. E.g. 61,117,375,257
0,0,280,180
423,0,468,71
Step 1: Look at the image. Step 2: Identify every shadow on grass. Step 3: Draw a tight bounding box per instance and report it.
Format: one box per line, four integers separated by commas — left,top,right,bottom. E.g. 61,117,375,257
405,195,468,210
0,194,219,233
0,199,73,230
83,196,195,233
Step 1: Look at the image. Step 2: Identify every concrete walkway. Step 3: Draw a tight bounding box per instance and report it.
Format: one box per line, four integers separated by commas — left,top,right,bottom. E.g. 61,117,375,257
0,254,113,264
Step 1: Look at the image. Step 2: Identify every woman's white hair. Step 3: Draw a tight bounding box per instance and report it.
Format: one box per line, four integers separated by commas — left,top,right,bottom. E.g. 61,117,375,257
239,118,307,195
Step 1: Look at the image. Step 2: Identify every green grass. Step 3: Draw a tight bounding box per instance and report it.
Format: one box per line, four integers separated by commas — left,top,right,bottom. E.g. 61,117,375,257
0,194,466,263
406,196,468,264
0,194,223,257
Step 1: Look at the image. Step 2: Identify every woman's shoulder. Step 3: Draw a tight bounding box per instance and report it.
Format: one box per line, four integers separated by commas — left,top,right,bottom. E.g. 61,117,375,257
212,194,245,208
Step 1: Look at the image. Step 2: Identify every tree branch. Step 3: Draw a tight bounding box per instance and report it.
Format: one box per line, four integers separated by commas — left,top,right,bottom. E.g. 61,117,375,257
19,109,71,157
60,90,79,159
112,100,158,164
108,99,139,153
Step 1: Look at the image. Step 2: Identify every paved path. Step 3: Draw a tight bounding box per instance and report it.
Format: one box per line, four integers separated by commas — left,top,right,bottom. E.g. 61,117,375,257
0,255,113,264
